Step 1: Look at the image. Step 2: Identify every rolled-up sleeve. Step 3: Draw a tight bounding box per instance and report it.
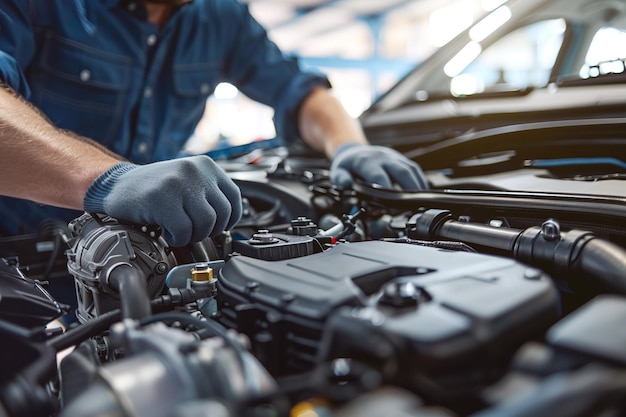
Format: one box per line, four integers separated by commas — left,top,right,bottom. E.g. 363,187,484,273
0,1,36,97
215,0,331,145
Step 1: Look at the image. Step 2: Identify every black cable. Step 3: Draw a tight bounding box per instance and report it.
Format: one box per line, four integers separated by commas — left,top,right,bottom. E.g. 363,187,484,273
47,287,209,352
47,310,121,352
42,233,62,283
381,236,477,252
37,219,71,282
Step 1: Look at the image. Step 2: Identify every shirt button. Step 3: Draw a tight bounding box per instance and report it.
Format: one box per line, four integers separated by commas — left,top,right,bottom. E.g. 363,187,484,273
147,34,157,46
137,142,149,154
79,69,91,81
200,83,210,94
144,87,153,98
127,2,136,11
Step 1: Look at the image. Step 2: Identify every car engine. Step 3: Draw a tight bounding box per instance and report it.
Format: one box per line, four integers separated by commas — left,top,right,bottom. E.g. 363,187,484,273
1,156,626,417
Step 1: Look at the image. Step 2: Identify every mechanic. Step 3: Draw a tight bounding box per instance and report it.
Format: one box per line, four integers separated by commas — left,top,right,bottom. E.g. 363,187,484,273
0,0,429,246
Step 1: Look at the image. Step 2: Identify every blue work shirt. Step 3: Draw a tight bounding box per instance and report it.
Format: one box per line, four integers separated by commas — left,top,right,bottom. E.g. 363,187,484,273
0,0,330,236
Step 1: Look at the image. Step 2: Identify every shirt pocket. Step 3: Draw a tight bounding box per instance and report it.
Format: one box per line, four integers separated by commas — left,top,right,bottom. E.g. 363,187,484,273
173,63,221,98
157,64,221,159
31,33,132,147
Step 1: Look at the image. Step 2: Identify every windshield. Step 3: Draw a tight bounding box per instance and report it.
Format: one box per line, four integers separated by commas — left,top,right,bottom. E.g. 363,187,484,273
369,0,626,112
447,18,565,96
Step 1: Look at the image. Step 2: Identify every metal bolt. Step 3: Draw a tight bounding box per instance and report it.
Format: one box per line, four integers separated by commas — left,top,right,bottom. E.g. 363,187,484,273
489,219,504,228
292,217,312,226
155,262,168,274
541,219,561,241
252,230,274,242
250,229,278,244
332,358,351,377
524,268,542,280
381,281,421,308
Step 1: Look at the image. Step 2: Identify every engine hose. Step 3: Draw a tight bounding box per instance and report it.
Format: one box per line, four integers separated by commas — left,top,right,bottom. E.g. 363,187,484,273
571,238,626,294
107,264,151,321
408,209,520,253
410,209,626,295
437,220,521,252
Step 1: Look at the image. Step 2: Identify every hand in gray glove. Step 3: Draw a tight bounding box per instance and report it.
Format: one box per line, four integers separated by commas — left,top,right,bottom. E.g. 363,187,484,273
330,143,429,190
83,155,242,247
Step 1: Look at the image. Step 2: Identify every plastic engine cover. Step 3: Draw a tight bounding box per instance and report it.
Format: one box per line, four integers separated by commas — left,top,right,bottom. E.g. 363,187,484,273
217,240,560,382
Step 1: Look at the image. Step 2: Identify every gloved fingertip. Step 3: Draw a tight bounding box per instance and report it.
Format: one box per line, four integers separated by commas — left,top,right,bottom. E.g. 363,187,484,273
330,168,354,189
370,178,394,190
230,195,244,227
229,207,243,230
410,167,430,190
397,172,424,190
163,229,187,248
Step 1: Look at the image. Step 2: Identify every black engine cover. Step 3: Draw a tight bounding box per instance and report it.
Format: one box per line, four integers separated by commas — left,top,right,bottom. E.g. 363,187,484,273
217,240,560,385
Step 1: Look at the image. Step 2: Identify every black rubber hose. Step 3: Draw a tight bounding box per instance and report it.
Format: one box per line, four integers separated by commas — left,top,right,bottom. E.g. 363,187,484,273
571,238,626,294
437,220,521,252
107,264,151,321
414,210,626,294
47,310,121,352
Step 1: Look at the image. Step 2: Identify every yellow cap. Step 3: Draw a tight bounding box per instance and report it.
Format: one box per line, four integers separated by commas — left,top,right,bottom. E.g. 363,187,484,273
191,264,213,282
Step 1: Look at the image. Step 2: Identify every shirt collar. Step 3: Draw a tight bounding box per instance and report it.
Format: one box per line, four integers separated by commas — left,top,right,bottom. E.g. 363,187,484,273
100,0,121,8
102,0,195,7
104,0,198,15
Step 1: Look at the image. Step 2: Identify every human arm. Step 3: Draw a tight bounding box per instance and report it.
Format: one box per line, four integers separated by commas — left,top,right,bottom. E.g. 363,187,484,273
0,84,242,246
0,84,120,209
297,86,368,157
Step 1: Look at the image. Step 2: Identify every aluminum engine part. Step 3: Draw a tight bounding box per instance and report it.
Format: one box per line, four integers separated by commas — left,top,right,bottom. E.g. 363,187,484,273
66,213,177,322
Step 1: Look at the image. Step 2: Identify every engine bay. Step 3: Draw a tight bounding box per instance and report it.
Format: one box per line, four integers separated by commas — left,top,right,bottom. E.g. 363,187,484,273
2,155,626,417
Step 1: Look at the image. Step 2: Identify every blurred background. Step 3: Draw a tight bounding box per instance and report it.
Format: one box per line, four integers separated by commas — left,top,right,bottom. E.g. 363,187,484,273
184,0,509,153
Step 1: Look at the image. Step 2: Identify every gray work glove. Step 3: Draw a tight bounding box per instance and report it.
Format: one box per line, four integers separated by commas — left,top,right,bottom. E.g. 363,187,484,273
83,155,242,247
330,143,429,190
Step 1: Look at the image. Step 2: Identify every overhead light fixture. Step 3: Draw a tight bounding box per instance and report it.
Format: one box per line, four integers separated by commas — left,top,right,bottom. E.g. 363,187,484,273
444,41,482,77
469,5,512,42
213,82,239,100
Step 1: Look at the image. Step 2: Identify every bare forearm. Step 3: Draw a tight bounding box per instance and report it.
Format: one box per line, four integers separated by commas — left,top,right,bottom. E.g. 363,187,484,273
298,87,368,158
0,85,121,209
